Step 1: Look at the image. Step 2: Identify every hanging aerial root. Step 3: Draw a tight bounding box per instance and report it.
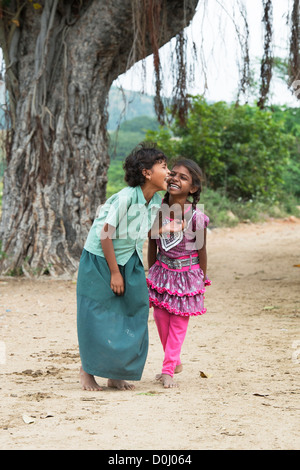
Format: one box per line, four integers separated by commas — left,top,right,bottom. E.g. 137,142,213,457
289,0,300,98
257,0,273,109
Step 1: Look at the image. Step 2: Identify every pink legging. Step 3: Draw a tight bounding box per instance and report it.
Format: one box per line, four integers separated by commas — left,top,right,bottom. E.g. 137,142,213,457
153,307,189,377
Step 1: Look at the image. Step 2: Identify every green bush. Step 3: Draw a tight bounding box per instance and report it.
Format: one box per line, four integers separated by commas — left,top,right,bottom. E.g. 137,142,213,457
106,160,126,199
146,96,294,202
270,105,300,198
200,187,300,227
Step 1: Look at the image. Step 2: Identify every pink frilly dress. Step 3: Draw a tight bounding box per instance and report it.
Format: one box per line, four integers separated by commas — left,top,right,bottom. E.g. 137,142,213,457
147,207,211,317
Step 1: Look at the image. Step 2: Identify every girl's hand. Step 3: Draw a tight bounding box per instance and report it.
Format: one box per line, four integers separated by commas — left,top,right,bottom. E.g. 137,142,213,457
110,271,124,296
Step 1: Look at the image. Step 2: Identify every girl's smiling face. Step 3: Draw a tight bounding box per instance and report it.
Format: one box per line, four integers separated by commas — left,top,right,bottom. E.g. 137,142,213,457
167,165,197,196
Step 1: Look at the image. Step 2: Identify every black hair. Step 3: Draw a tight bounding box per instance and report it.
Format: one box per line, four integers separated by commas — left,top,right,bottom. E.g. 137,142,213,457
163,158,204,210
123,142,167,187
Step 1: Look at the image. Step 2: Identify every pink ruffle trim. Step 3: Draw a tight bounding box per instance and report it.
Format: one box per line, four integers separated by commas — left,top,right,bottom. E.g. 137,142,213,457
146,278,206,297
149,296,207,317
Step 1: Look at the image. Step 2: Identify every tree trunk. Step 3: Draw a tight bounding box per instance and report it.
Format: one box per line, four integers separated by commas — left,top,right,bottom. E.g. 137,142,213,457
0,0,197,277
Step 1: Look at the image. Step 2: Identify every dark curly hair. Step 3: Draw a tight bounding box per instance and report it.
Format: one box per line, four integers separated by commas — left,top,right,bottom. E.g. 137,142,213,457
163,158,204,209
123,142,167,187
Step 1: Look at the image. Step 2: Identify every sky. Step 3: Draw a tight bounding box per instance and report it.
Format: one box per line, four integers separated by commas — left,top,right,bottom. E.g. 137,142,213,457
114,0,299,107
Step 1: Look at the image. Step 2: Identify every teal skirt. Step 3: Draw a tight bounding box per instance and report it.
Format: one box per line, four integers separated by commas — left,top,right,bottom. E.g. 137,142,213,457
77,249,149,380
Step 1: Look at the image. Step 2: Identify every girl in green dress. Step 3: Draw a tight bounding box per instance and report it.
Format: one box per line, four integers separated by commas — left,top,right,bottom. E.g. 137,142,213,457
77,143,169,391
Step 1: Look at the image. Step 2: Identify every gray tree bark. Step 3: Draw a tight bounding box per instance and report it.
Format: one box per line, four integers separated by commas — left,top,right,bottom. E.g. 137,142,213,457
0,0,197,276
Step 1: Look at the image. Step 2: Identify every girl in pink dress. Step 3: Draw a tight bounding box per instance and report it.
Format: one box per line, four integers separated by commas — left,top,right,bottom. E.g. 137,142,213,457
147,159,211,388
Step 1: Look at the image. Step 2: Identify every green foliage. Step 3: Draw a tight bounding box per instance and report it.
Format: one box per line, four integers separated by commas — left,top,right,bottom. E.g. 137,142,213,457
108,115,159,161
106,160,126,199
109,130,145,161
107,115,160,198
282,157,300,198
106,99,300,223
201,187,300,227
268,105,300,198
146,96,295,201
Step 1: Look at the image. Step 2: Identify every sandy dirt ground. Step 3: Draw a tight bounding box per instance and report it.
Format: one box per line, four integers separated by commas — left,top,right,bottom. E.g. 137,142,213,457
0,218,299,450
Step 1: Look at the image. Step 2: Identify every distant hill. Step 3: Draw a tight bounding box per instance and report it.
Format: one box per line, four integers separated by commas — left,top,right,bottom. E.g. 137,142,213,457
107,86,155,131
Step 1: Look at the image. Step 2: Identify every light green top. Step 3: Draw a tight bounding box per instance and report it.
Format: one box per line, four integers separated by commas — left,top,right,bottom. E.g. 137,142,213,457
84,185,161,265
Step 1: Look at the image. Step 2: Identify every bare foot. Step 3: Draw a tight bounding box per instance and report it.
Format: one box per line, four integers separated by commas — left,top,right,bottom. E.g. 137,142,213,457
79,367,103,391
175,364,183,374
107,378,135,390
161,374,178,388
155,364,182,381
